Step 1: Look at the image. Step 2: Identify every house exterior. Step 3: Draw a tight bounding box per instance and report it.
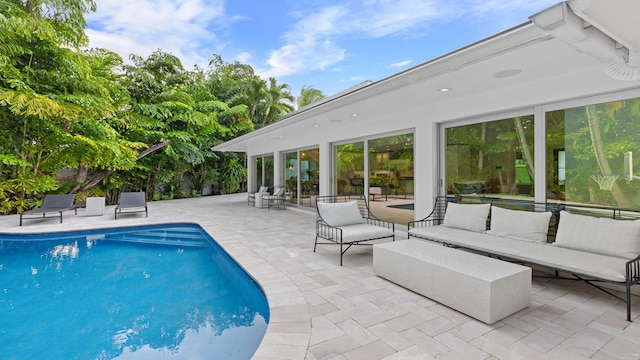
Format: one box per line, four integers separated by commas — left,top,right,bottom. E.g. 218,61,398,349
213,1,640,223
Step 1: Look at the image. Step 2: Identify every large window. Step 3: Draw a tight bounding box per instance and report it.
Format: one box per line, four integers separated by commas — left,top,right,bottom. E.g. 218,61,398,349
253,154,273,192
546,97,640,209
368,134,414,198
334,133,414,224
335,142,365,196
446,115,534,197
283,148,320,208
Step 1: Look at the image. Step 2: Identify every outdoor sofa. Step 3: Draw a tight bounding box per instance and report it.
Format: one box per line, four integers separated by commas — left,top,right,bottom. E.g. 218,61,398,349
315,195,395,265
406,195,640,321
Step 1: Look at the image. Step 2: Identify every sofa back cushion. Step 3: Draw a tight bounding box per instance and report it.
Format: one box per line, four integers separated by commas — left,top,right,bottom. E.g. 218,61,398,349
555,211,640,259
488,206,552,244
317,201,365,227
443,203,490,233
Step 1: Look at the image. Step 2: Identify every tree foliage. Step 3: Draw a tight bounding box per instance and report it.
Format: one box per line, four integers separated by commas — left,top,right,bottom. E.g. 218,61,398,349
0,3,301,213
298,85,325,108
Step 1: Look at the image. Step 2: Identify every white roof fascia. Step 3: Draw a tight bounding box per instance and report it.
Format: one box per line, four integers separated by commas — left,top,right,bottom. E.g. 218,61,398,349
212,19,551,153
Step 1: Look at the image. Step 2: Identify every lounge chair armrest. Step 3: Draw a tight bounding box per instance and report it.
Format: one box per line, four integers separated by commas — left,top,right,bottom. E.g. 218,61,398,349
316,220,343,242
408,217,442,230
626,255,640,284
364,217,395,231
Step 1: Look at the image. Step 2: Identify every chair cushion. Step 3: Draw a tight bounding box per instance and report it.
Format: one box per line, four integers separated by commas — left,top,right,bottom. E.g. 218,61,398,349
488,206,552,243
341,223,394,243
443,203,490,233
555,211,640,260
317,201,365,227
258,186,267,193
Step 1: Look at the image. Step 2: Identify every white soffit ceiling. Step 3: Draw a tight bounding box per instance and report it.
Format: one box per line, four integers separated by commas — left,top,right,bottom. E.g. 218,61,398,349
569,0,640,51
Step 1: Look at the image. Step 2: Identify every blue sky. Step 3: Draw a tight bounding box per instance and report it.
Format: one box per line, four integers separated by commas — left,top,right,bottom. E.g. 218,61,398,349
86,0,558,100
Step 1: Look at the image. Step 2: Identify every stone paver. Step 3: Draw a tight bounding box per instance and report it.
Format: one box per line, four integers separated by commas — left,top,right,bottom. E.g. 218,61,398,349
2,193,640,359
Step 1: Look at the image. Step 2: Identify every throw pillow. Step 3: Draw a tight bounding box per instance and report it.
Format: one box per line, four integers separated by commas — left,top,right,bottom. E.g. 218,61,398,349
443,202,490,233
555,211,640,259
489,206,552,243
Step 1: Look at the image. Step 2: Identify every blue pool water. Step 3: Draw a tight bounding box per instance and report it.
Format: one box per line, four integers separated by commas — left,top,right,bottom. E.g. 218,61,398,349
0,223,269,359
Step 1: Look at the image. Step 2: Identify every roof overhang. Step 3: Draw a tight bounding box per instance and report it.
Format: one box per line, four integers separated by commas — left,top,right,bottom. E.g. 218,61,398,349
213,1,640,153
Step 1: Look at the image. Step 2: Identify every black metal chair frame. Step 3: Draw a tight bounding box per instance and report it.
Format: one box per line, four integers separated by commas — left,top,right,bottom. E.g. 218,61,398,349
261,186,285,211
315,195,395,265
248,185,268,206
19,194,76,226
409,195,640,321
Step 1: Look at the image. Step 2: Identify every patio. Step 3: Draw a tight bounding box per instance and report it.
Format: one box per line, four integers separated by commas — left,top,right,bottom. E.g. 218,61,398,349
2,193,640,359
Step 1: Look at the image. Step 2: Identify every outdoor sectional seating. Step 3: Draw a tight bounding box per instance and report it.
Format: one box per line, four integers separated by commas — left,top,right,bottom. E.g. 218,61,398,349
407,195,640,321
315,195,395,265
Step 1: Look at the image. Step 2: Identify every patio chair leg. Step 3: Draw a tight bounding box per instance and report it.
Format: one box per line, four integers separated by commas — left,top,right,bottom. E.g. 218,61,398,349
19,214,23,226
627,282,632,322
59,211,63,223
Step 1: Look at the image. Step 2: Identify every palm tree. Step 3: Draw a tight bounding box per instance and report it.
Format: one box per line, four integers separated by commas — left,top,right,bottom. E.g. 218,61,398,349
246,77,268,121
298,86,325,108
259,77,295,127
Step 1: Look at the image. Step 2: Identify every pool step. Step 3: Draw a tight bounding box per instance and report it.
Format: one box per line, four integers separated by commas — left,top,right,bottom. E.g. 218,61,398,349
101,228,209,247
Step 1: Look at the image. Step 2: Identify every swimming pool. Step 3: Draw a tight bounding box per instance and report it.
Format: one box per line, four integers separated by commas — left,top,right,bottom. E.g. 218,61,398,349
0,223,269,359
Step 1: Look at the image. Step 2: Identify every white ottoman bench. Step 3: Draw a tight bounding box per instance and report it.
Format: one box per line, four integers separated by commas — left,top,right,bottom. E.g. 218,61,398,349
373,239,531,324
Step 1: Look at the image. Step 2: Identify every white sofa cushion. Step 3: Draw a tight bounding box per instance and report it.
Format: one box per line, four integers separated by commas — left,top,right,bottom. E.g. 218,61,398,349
443,203,490,233
409,225,627,282
488,206,552,244
317,201,365,227
555,211,640,260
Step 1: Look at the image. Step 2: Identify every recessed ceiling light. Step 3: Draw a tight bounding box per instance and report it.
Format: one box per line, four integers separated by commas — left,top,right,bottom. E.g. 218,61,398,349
351,113,359,117
492,69,522,78
439,88,452,92
313,124,320,128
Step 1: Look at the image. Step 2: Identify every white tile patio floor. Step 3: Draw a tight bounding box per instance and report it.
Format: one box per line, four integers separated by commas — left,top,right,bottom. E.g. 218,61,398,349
2,193,640,359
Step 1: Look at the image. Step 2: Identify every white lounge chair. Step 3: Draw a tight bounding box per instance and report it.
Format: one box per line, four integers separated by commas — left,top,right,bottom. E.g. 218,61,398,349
315,195,395,265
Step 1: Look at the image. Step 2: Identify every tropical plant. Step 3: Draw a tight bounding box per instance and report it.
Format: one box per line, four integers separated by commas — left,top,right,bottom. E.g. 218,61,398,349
297,85,325,108
221,157,246,194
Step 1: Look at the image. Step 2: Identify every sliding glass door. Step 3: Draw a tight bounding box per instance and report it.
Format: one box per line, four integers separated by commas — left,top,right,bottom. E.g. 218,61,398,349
283,147,320,208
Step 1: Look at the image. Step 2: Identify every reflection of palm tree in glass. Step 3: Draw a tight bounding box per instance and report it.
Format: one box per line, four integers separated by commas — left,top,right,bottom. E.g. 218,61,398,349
586,104,633,208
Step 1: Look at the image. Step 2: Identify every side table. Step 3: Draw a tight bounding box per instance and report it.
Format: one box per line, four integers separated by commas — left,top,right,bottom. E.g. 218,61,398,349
85,197,105,216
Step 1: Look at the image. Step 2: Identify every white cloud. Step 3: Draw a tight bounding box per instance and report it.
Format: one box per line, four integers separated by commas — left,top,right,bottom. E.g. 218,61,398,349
259,0,451,79
236,52,252,63
390,60,413,68
258,0,559,80
86,0,229,68
257,6,348,78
